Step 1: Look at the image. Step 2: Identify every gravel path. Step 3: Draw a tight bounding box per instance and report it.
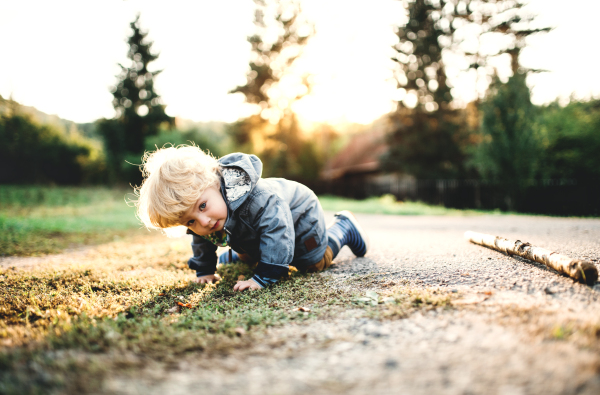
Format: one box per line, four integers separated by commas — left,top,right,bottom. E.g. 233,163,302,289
102,213,600,395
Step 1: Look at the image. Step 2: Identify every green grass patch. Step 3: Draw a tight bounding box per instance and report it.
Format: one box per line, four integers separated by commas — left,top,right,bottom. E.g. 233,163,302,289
318,194,493,216
0,236,354,394
0,186,142,256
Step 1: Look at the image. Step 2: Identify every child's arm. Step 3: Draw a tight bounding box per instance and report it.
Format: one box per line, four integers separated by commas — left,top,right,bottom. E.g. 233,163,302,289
243,193,295,289
187,232,219,280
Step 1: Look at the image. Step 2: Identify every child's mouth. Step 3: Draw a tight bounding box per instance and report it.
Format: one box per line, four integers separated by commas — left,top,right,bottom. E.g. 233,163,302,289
211,221,219,230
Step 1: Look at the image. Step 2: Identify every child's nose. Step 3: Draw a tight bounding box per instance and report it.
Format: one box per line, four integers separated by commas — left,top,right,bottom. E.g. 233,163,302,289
200,215,211,228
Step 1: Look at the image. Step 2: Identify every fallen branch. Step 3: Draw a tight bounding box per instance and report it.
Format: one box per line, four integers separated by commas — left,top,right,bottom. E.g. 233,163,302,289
464,231,598,286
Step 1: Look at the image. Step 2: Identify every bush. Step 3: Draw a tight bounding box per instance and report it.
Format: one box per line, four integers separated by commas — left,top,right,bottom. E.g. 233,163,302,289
145,128,227,157
0,114,106,184
535,99,600,180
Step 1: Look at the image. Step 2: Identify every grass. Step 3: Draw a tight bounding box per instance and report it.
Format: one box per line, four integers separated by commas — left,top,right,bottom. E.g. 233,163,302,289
1,186,596,393
0,229,458,394
0,186,143,257
0,186,490,258
0,234,356,394
318,194,492,216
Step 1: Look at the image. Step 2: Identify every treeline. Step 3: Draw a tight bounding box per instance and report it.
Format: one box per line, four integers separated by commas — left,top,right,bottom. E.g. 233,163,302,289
0,100,105,184
374,0,599,213
2,0,599,217
0,95,228,185
467,75,600,210
0,15,230,186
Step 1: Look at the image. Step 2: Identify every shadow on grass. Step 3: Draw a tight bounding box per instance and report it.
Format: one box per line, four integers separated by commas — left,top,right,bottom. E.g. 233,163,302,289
0,262,352,395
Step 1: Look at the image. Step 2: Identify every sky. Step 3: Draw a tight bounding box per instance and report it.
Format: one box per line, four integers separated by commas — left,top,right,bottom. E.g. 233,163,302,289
1,0,599,126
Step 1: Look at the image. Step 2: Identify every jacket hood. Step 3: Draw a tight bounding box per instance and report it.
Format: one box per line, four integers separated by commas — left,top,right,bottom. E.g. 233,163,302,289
218,153,263,212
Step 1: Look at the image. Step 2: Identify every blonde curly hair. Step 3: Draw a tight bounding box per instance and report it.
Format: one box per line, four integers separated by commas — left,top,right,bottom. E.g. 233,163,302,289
134,145,221,231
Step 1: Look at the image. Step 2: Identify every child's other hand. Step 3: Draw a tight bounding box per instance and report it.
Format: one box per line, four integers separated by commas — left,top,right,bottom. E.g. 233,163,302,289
193,274,222,284
233,278,262,292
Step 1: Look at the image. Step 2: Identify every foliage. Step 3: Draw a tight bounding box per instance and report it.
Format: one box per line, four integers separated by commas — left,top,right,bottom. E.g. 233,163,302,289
468,73,540,209
229,0,319,179
0,94,94,140
385,108,468,178
389,0,550,97
145,127,228,158
535,99,600,180
0,186,141,256
391,0,451,113
100,14,174,185
464,0,552,76
437,0,551,78
0,113,106,185
384,0,467,178
229,0,313,116
384,0,549,179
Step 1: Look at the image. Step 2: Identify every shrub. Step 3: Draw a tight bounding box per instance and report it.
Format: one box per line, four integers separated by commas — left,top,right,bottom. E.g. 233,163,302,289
0,114,106,184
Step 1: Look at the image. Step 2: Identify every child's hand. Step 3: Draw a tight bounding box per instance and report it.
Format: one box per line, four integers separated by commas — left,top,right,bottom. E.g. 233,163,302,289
193,274,222,284
233,278,262,292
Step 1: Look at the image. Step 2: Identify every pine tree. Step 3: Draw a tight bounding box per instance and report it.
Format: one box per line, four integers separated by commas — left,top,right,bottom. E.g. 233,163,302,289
229,0,313,178
383,0,549,179
468,1,551,75
469,73,540,210
383,0,465,178
99,14,173,183
392,0,452,113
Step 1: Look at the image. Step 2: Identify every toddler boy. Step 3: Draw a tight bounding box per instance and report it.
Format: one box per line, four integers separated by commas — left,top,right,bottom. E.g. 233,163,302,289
136,145,369,292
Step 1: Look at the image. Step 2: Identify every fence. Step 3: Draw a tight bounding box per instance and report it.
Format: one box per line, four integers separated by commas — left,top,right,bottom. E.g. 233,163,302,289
304,174,600,216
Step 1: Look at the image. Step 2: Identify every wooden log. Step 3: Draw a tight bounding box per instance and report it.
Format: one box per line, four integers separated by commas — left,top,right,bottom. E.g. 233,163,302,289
464,231,598,286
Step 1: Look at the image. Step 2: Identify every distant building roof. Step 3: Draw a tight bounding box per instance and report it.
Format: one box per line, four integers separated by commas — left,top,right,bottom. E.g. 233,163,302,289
321,122,389,180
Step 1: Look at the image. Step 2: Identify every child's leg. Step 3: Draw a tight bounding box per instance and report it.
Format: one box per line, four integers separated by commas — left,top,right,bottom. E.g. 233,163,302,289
218,249,256,265
219,249,239,264
326,210,369,259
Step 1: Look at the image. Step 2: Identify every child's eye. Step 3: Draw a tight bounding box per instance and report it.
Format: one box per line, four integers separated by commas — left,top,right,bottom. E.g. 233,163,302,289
200,202,206,210
187,219,195,226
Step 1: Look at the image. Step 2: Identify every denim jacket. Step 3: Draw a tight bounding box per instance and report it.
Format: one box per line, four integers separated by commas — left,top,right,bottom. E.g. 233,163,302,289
187,153,327,285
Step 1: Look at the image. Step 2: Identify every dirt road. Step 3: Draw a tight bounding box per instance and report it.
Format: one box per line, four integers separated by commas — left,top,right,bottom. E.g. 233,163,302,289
102,213,600,395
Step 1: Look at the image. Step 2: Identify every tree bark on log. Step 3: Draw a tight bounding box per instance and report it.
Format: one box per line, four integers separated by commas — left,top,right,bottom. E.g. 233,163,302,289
464,231,598,286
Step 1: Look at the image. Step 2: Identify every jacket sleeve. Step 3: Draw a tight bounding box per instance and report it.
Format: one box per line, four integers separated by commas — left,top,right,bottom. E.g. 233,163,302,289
247,192,295,280
187,232,218,277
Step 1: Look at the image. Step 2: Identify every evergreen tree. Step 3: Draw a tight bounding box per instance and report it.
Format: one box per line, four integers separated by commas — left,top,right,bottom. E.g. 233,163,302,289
466,0,551,76
469,73,540,210
383,0,549,179
99,14,173,183
383,0,466,178
392,0,453,113
229,0,313,178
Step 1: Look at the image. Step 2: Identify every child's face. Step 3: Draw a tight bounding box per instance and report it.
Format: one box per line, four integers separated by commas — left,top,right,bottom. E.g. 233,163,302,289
179,186,227,236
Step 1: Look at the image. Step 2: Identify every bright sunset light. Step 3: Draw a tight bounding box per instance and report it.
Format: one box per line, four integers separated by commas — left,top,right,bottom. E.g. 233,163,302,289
0,0,599,125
